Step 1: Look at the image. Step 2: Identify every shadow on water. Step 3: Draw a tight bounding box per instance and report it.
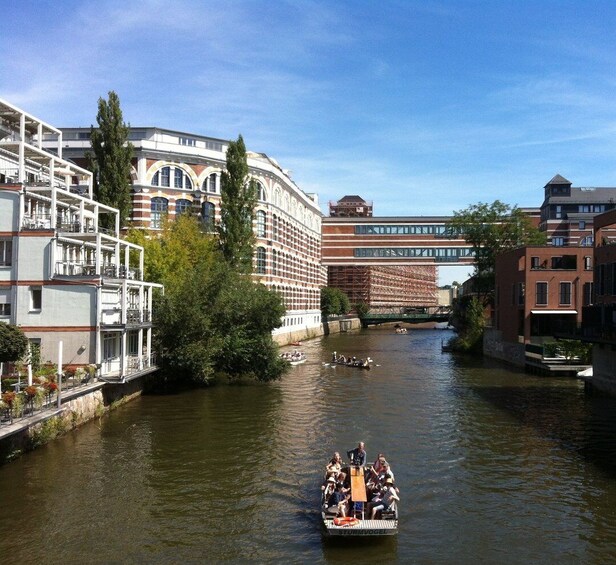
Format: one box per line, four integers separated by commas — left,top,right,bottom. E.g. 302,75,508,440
450,354,616,477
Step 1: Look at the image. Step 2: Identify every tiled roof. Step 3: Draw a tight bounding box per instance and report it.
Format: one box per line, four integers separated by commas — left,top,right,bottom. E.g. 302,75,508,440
336,195,367,203
544,174,572,187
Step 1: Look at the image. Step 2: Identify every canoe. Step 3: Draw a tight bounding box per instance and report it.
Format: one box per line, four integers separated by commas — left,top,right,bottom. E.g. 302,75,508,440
321,465,398,536
330,359,371,370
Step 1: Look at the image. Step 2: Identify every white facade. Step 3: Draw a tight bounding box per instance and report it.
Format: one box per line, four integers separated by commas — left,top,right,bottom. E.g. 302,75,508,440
53,127,326,338
0,98,162,382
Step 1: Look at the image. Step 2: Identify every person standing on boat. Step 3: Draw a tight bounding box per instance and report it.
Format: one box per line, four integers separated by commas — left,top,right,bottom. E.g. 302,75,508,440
347,441,366,466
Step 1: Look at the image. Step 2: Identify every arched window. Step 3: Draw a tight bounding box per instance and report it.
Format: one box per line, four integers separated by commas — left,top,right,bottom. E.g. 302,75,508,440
175,198,192,216
202,201,215,230
255,181,266,201
152,166,192,189
151,197,168,229
256,210,266,238
202,172,218,193
255,247,266,274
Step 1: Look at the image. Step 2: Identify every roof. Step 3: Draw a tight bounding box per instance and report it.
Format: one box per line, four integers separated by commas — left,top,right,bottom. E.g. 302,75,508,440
336,195,367,203
546,187,616,204
544,174,572,187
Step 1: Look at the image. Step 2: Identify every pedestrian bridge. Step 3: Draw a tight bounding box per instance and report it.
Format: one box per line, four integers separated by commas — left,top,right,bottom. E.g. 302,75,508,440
361,307,451,326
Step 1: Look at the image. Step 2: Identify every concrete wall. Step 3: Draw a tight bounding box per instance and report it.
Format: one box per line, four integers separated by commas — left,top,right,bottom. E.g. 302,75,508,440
483,327,526,368
272,317,363,345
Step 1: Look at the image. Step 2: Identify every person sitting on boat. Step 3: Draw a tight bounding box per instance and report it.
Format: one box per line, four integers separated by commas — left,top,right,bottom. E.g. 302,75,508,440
327,483,351,517
326,452,343,478
347,441,367,467
321,475,336,499
369,477,400,520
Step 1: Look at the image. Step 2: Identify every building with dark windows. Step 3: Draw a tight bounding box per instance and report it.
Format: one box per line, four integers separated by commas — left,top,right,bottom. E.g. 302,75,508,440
0,98,162,381
581,209,616,395
487,174,616,370
47,127,325,341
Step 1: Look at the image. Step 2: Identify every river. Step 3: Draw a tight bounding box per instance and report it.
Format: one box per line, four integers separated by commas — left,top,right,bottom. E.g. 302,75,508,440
1,328,616,564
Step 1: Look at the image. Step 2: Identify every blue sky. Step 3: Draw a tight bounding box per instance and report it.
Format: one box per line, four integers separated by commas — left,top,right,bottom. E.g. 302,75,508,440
3,1,616,284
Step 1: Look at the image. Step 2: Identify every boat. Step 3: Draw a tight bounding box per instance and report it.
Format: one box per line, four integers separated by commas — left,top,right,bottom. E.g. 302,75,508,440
330,356,372,369
290,341,302,346
321,465,398,536
395,327,407,334
281,351,306,365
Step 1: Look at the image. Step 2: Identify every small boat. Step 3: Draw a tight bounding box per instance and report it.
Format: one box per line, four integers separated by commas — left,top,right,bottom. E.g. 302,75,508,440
395,328,407,334
290,341,302,346
281,351,306,365
321,465,398,536
330,355,372,369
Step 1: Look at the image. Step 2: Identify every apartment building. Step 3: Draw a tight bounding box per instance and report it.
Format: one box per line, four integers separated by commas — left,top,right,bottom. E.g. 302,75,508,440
581,209,616,394
49,127,325,338
0,98,161,381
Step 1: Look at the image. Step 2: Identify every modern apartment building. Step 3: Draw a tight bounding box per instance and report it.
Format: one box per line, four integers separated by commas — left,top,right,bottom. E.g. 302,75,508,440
581,209,616,394
49,127,325,338
0,99,161,381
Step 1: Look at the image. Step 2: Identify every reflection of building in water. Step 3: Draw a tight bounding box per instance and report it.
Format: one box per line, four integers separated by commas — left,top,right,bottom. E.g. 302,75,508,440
0,98,162,381
46,127,325,340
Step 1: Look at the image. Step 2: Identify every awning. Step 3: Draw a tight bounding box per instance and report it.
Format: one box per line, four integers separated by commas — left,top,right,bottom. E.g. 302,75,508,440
530,310,577,314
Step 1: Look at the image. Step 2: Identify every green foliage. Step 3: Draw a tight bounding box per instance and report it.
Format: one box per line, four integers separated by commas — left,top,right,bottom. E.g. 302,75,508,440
87,91,133,229
320,287,351,318
126,214,216,288
216,135,257,273
155,248,286,385
0,324,29,363
448,200,546,299
448,295,486,353
543,340,592,364
354,301,370,319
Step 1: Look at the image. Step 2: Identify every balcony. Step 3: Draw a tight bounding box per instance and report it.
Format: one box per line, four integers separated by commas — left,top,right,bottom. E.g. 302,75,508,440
54,261,142,280
22,214,51,230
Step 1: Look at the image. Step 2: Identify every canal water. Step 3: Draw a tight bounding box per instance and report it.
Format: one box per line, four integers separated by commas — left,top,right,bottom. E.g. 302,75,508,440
1,328,616,564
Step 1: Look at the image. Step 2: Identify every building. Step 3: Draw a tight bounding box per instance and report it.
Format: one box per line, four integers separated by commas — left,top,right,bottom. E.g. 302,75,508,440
0,98,161,381
48,127,325,340
329,195,373,217
581,209,616,394
540,174,616,245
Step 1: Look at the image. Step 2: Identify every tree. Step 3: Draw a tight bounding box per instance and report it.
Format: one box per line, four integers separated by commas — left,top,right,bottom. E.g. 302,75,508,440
448,295,485,353
448,200,546,301
88,91,134,230
216,135,257,272
321,287,351,318
0,324,29,363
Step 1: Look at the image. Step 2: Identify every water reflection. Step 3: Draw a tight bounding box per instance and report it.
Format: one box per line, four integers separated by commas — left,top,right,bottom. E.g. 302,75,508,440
2,329,616,562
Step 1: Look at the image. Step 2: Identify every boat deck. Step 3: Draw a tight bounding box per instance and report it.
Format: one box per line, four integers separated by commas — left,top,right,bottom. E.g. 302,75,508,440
323,517,398,536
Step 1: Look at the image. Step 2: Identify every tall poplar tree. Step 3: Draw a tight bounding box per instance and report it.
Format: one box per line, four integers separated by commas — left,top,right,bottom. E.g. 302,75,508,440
88,91,133,229
216,135,257,272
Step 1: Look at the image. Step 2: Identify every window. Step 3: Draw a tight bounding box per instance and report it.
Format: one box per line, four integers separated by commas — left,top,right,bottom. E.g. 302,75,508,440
174,168,183,188
584,256,592,271
531,256,540,269
583,282,593,306
255,181,266,201
256,247,266,274
579,205,590,213
256,210,266,237
179,136,196,146
555,205,562,219
552,237,564,246
175,198,192,215
579,220,586,230
160,166,170,187
203,172,218,193
30,286,42,311
0,303,10,316
202,202,215,230
536,282,548,305
559,282,572,305
580,236,593,247
0,240,12,266
151,197,168,229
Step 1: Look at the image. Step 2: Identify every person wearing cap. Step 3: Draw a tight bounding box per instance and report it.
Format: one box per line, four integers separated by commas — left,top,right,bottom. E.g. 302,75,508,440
347,441,367,467
370,477,399,520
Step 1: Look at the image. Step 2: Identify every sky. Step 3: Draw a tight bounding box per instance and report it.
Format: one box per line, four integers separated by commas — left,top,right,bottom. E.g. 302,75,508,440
3,0,616,284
